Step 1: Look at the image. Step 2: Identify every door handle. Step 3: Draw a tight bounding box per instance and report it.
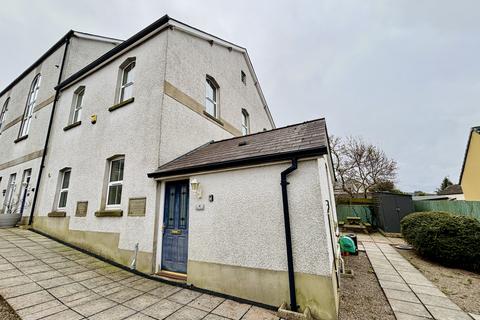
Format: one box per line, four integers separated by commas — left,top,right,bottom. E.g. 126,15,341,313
171,230,182,235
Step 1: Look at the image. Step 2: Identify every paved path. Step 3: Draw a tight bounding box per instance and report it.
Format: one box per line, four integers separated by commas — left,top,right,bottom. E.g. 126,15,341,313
363,240,476,320
0,228,278,320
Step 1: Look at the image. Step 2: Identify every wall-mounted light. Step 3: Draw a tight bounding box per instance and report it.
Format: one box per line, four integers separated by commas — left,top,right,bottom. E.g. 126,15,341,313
190,178,202,199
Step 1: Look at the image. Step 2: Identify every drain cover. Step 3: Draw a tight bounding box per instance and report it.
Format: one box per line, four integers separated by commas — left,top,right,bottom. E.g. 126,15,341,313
395,244,413,250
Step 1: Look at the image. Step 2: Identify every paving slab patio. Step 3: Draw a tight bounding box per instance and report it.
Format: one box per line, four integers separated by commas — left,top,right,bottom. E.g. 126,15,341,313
362,237,476,320
0,228,280,320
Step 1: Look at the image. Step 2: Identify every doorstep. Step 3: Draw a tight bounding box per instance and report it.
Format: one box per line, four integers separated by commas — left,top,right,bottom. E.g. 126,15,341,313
156,270,187,282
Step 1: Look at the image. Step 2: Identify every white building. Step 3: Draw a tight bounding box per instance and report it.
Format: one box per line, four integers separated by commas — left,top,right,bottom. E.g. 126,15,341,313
0,31,121,225
24,16,339,319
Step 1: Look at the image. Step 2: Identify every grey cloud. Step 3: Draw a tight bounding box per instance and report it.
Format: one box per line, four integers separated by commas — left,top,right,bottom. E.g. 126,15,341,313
1,0,479,192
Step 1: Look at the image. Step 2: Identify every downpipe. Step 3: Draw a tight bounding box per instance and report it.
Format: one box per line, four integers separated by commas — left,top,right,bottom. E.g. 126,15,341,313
280,158,298,312
130,242,139,270
29,34,71,226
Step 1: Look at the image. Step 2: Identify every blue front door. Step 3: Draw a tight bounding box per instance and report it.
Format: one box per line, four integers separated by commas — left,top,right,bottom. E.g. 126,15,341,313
161,181,189,274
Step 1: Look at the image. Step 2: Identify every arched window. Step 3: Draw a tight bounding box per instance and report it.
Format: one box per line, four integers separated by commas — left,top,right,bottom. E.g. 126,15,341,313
119,59,135,102
70,86,85,124
241,108,250,135
205,76,219,117
0,97,9,132
19,74,41,137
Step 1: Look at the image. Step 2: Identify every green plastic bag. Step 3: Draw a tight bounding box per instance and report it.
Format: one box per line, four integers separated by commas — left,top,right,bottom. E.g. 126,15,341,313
339,235,356,254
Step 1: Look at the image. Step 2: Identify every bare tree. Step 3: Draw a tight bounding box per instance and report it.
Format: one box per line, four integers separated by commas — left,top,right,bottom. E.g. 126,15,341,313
330,135,398,198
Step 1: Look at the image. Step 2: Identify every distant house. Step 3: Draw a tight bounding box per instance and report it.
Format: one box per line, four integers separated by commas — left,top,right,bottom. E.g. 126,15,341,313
460,126,480,200
437,184,464,200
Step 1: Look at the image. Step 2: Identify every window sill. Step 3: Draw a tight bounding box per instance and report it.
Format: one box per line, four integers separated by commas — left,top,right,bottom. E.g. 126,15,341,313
47,211,66,217
63,121,81,131
95,210,123,217
108,97,134,112
14,135,28,143
203,110,224,126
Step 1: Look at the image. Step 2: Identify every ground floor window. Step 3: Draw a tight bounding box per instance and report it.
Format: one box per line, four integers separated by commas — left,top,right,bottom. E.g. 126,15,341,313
19,169,32,214
3,173,17,214
58,169,71,210
106,157,124,208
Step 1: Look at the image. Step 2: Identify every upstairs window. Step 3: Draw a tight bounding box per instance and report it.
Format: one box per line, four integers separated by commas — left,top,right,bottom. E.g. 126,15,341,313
19,74,41,137
241,70,246,85
119,60,135,102
107,157,124,208
0,97,9,132
58,169,71,210
70,86,85,124
241,109,250,135
205,76,219,117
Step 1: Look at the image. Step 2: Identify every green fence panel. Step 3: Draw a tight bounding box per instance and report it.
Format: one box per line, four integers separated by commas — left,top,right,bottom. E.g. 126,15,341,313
413,200,480,221
336,204,373,224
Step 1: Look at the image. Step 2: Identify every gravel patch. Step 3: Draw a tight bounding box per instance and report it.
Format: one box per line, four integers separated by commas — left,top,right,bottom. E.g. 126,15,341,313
397,248,480,315
0,295,20,320
339,252,395,320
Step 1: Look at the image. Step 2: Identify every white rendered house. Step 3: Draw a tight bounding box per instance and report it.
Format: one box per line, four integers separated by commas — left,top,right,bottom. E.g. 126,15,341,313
0,31,121,226
28,16,339,319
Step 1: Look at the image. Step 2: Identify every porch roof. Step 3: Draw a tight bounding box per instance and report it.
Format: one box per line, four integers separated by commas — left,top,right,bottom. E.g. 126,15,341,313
147,118,329,179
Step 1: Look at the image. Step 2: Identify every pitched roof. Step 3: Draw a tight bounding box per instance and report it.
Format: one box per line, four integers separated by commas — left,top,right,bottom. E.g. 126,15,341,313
148,118,329,178
55,15,275,128
459,126,480,184
0,31,122,98
438,184,463,195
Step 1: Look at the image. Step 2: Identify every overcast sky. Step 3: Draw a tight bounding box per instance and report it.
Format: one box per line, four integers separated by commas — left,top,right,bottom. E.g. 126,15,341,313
1,0,479,193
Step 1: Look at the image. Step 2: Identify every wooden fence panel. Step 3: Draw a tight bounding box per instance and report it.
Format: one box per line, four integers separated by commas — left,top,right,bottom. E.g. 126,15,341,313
336,204,373,224
413,200,480,221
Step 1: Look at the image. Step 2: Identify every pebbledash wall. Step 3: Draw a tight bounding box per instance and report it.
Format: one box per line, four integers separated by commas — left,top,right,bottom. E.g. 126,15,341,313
0,33,119,223
155,157,339,320
32,25,274,273
30,17,339,319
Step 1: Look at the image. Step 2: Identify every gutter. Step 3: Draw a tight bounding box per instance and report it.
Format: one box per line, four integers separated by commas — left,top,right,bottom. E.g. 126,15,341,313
148,146,328,179
56,15,170,91
28,35,71,225
280,158,299,312
0,30,74,97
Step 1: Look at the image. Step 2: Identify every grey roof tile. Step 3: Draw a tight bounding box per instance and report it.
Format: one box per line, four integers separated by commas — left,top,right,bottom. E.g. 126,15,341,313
148,118,329,178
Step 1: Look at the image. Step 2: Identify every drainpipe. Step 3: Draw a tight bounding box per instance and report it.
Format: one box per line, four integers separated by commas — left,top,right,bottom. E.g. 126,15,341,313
29,34,71,225
280,158,298,312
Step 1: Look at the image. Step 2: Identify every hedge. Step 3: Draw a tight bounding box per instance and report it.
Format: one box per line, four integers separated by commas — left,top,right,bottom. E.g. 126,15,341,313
401,211,480,272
